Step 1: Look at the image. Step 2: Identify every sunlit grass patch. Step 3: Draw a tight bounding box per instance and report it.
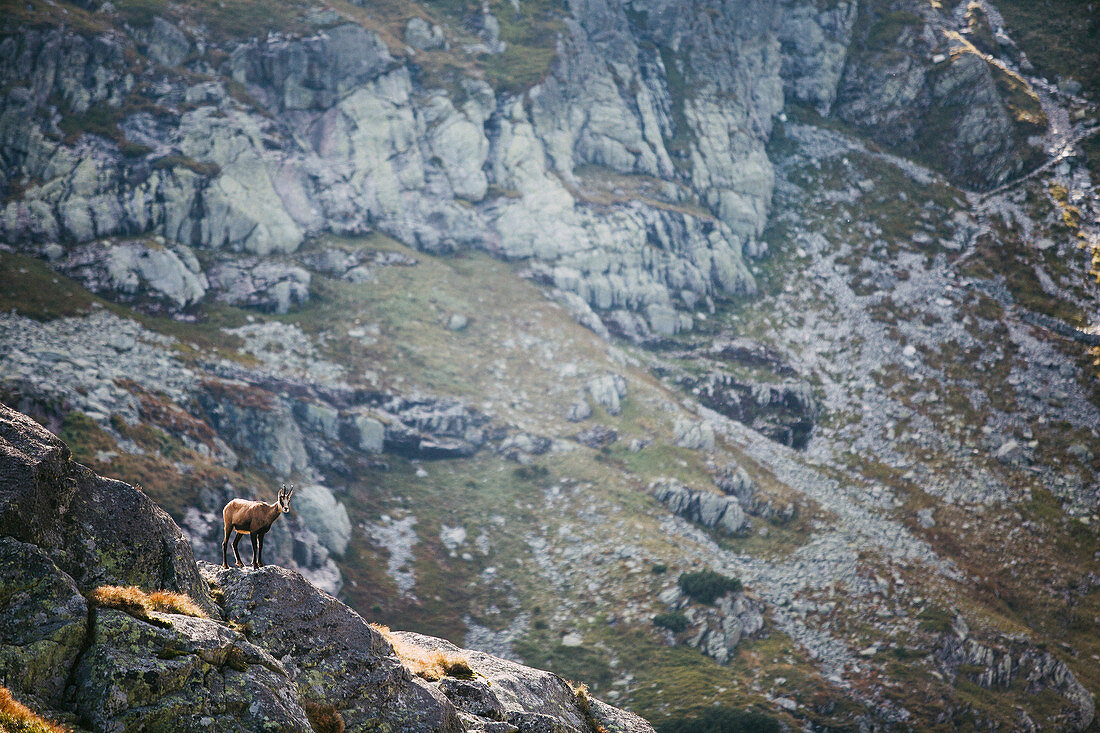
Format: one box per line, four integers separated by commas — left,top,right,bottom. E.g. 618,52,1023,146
0,686,68,733
90,585,208,627
370,624,474,681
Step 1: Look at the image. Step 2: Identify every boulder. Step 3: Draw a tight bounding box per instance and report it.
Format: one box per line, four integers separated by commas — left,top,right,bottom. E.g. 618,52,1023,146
586,374,627,416
71,609,313,732
0,403,214,611
673,418,715,451
203,563,465,732
207,258,311,314
652,480,748,535
292,484,352,556
54,239,208,314
405,17,446,50
395,632,654,733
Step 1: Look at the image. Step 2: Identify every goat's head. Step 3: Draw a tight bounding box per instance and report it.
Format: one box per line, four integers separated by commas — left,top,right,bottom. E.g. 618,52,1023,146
278,484,295,513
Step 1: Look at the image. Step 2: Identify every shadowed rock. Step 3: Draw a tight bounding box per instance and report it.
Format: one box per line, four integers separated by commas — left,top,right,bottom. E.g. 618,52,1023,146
0,403,214,612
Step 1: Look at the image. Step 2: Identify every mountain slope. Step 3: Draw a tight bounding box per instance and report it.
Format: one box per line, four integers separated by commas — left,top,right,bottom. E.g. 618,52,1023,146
1,0,1098,729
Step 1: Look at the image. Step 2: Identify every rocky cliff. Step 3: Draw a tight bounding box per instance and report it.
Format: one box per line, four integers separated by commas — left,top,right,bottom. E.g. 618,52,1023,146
0,402,653,732
0,0,1048,337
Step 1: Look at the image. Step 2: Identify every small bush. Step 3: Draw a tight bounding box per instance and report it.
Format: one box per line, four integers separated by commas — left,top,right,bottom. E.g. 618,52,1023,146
302,701,345,733
653,612,689,633
651,563,668,574
513,464,550,481
0,686,69,733
569,683,610,733
656,707,781,733
90,585,207,627
678,570,742,605
370,624,474,681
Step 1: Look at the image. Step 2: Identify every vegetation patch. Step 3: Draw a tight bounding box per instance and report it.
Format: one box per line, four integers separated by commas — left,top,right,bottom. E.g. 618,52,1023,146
0,686,68,733
370,624,474,681
569,683,610,733
678,570,742,605
90,585,208,627
302,700,346,733
653,611,689,633
655,707,780,733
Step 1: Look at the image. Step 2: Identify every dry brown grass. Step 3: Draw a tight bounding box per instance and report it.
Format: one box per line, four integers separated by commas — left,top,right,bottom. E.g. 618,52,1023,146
302,700,345,733
0,686,69,733
369,624,473,681
90,585,208,627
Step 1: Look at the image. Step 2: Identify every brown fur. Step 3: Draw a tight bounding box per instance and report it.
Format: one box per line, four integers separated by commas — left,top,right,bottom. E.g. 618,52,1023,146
221,485,294,568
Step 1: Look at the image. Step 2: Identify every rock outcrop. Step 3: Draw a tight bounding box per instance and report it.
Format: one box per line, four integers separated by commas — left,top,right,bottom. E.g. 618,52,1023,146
0,403,655,732
652,479,749,535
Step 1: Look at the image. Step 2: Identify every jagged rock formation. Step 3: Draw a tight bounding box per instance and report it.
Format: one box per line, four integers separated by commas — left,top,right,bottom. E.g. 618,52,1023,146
0,402,655,732
651,479,749,535
0,0,1047,335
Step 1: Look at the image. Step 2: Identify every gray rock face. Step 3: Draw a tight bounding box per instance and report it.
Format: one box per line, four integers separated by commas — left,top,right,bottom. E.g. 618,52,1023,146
207,257,311,314
72,609,313,732
395,631,655,733
937,618,1094,730
198,381,310,477
292,484,352,556
652,479,749,534
204,563,465,733
0,536,88,708
55,238,208,313
775,0,859,114
228,23,394,112
833,1,1045,188
689,372,816,449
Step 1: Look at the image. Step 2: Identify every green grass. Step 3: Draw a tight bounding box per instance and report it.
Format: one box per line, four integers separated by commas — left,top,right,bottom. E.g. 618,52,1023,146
0,252,99,319
995,0,1100,100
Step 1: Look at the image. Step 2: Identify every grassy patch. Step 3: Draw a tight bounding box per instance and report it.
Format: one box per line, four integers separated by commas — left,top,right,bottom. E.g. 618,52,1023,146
90,584,207,627
370,624,474,681
656,707,780,733
0,252,100,320
995,0,1100,99
0,686,68,733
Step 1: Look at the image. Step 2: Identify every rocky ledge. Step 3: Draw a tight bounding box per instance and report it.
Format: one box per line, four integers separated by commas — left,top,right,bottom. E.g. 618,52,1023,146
0,402,654,733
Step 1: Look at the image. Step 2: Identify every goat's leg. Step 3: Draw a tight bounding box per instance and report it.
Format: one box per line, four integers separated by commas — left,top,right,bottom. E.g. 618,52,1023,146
222,525,232,568
232,532,245,567
250,533,260,568
256,531,266,567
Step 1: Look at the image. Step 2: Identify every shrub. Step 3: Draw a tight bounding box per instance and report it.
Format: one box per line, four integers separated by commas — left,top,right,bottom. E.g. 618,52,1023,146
569,683,610,733
678,570,742,605
651,563,668,574
0,686,69,733
513,464,550,481
90,585,207,627
302,701,345,733
370,624,473,681
656,707,781,733
653,611,689,633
